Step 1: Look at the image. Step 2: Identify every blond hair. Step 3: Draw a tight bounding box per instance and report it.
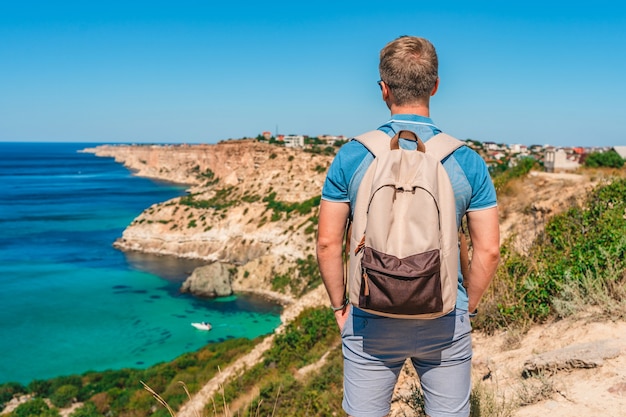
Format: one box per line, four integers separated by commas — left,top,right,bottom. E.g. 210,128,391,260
379,36,438,105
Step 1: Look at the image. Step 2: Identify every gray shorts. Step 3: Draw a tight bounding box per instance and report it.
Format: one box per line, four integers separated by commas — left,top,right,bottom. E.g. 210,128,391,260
341,307,472,417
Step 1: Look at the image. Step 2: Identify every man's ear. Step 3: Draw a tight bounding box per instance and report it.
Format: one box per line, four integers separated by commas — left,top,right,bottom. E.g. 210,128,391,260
430,77,440,96
381,81,390,101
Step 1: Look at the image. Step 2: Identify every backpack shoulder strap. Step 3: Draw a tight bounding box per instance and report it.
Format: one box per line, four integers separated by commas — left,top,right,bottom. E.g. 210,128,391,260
427,132,471,281
352,130,392,158
426,133,466,161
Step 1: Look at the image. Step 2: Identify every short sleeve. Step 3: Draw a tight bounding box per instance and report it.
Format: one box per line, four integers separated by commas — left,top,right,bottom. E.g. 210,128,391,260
461,147,497,211
321,141,370,203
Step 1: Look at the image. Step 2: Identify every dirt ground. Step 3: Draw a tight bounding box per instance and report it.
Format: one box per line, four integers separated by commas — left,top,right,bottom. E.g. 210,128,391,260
473,313,626,417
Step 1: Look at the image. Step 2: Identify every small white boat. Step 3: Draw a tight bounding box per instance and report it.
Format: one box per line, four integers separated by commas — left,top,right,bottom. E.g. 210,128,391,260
191,322,212,331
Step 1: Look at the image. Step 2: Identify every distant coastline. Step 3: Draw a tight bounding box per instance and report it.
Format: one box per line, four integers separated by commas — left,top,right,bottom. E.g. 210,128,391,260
82,140,331,308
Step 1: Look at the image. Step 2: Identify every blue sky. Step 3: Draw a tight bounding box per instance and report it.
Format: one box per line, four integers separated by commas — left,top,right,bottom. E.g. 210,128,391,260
1,1,625,147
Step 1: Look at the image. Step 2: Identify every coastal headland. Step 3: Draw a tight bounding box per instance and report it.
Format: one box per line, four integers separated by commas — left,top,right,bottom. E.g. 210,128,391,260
82,139,333,305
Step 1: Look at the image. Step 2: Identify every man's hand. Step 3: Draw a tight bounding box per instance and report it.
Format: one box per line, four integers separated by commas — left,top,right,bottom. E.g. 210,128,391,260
334,304,351,332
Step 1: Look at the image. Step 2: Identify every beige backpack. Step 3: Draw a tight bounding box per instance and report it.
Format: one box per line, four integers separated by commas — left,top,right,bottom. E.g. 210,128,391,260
347,129,467,319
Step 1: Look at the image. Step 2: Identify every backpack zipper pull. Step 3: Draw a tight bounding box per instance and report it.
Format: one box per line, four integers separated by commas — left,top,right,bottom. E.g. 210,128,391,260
362,268,370,296
354,235,366,255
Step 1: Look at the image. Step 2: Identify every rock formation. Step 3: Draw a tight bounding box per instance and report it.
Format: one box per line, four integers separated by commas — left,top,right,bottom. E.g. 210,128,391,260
83,140,333,302
180,262,235,297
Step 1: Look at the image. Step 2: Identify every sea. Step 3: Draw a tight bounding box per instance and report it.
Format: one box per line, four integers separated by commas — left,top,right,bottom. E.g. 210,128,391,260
0,142,282,385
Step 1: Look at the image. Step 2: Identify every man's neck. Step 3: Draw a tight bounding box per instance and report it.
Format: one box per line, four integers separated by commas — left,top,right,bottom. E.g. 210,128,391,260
388,102,430,117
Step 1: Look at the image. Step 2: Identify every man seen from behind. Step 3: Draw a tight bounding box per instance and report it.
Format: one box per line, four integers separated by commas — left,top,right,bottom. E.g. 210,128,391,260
316,35,500,417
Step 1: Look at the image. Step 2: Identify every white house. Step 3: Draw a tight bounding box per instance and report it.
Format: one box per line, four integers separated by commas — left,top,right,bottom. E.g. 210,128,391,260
544,148,580,172
283,135,305,148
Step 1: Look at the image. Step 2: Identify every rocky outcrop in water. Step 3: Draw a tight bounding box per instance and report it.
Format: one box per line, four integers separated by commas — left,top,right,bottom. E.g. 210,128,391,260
180,262,234,297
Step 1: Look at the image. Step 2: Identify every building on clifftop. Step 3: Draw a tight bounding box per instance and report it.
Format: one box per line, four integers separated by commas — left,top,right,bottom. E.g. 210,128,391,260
544,148,581,172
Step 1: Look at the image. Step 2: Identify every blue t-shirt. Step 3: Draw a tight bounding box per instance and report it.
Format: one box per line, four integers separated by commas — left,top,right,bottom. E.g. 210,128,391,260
321,114,497,310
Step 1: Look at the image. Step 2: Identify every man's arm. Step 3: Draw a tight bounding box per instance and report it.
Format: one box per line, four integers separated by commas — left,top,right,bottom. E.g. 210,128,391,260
316,200,351,329
465,206,500,313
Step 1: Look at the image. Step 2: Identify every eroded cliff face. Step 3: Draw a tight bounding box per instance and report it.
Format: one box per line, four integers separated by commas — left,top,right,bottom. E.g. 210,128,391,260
83,140,334,301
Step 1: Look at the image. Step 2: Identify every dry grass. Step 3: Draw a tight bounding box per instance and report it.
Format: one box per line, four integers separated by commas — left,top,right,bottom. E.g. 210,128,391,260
470,381,516,417
552,244,626,320
142,379,280,417
141,381,190,417
515,374,558,407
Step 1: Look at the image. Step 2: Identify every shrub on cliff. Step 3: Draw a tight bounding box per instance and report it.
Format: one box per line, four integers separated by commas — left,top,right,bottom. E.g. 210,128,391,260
264,307,336,371
474,177,626,332
50,384,78,408
263,192,321,219
584,150,625,168
11,397,59,417
0,382,25,407
211,307,342,416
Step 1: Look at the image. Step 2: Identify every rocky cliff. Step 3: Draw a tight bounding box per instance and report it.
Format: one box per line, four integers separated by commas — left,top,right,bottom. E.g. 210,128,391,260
83,140,334,302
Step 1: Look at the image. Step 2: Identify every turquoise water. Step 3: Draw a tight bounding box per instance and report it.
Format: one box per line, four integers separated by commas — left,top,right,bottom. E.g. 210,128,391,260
0,142,282,385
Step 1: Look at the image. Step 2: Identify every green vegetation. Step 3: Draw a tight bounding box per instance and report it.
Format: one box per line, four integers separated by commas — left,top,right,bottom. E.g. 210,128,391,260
265,308,336,371
0,383,24,405
256,134,344,154
304,221,317,235
241,193,261,203
179,188,320,230
1,338,259,417
271,255,321,296
210,307,342,417
255,135,285,146
198,168,219,185
271,272,291,293
313,164,327,174
491,157,537,193
180,187,237,211
50,384,78,408
474,176,626,333
255,348,343,417
296,254,322,294
304,146,335,156
10,397,59,417
304,137,325,146
584,150,625,168
66,402,99,417
262,192,321,221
